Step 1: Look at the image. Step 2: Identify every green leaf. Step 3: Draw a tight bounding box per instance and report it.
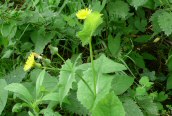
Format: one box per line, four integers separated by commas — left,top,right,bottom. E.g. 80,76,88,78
137,96,159,115
94,54,127,73
121,97,144,116
36,69,46,98
12,103,22,113
142,52,156,60
111,75,134,95
5,66,26,84
40,108,61,116
136,87,147,96
167,73,172,90
5,83,33,104
130,0,148,9
42,93,59,101
0,79,8,115
77,12,103,46
91,0,107,12
58,59,75,104
1,49,13,59
63,91,89,116
134,35,151,43
107,1,129,19
139,76,153,88
150,10,163,34
92,92,125,116
134,17,147,32
77,68,113,110
158,11,172,36
30,28,55,54
108,35,121,57
1,21,17,39
155,91,168,102
129,51,145,68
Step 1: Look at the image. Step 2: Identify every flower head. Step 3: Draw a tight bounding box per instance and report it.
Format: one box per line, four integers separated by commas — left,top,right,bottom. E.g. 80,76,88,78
24,53,36,71
76,8,92,20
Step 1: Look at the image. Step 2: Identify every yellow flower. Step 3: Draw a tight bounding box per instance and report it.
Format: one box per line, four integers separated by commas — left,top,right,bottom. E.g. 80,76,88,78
24,53,36,71
76,8,92,20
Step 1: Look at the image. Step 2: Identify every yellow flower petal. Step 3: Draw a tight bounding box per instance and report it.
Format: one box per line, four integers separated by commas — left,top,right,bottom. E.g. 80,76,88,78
76,8,92,20
24,53,36,71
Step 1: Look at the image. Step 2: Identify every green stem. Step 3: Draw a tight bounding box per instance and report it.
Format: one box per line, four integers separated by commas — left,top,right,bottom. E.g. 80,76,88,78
57,53,66,62
89,40,97,96
119,58,136,78
58,0,69,14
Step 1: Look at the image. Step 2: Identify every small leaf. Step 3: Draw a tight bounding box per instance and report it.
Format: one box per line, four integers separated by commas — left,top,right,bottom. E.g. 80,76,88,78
12,103,22,112
92,92,125,116
111,75,134,95
1,49,13,59
139,76,153,88
129,51,145,68
167,73,172,90
136,87,147,96
108,35,121,57
5,83,33,104
0,79,8,115
155,91,168,102
1,21,17,39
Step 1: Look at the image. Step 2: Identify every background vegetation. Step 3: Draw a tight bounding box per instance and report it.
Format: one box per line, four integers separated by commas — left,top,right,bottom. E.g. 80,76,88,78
0,0,172,115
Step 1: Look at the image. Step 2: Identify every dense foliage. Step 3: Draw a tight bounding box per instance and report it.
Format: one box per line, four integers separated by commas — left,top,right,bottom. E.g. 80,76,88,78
0,0,172,115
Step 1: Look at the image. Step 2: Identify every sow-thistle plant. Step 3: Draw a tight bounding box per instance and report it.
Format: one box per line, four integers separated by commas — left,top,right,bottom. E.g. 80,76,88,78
76,8,92,20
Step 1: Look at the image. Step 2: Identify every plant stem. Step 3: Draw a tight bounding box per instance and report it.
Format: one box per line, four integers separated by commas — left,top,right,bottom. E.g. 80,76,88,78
89,40,97,96
58,0,69,14
57,53,66,62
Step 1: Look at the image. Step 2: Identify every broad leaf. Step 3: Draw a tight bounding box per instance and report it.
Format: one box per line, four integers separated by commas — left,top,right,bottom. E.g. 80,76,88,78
77,12,103,46
158,11,172,36
5,66,26,84
94,54,127,73
42,93,59,101
0,79,8,115
77,68,113,110
92,92,125,116
5,83,33,104
36,69,46,98
58,59,75,104
111,75,134,95
30,28,55,54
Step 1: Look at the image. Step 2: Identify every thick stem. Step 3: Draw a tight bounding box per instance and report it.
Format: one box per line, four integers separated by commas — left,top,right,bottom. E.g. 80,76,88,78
89,40,97,96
